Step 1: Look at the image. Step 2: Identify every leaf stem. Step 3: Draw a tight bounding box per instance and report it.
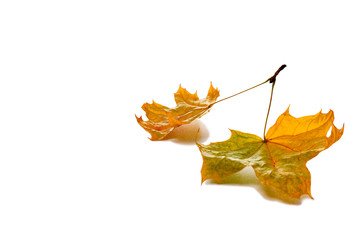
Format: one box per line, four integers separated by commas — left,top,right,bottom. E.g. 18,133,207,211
263,82,275,140
209,79,269,107
263,64,287,140
209,64,287,108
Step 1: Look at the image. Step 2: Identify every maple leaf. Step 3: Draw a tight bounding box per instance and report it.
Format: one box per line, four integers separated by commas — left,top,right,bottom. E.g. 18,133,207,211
197,107,344,199
136,83,220,140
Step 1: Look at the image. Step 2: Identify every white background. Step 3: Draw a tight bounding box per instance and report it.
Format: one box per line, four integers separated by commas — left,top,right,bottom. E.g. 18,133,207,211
0,1,360,239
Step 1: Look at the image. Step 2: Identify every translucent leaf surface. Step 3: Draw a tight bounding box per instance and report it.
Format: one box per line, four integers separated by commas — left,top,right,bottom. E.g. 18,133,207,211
197,107,344,199
136,83,220,140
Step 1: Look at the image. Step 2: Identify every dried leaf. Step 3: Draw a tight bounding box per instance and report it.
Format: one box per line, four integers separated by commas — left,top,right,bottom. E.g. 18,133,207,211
136,83,220,140
197,107,344,199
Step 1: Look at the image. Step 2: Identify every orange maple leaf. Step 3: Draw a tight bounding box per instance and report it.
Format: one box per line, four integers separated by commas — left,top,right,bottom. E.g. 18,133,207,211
136,83,220,140
197,107,344,199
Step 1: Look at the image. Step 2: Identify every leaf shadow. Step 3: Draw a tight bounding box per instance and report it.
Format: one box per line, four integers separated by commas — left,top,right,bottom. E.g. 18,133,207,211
164,120,209,145
205,167,309,205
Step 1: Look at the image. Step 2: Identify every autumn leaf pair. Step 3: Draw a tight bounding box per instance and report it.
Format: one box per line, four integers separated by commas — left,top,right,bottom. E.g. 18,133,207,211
136,66,344,200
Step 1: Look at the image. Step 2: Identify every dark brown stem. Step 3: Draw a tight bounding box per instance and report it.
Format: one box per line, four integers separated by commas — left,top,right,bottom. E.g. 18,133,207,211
268,64,287,84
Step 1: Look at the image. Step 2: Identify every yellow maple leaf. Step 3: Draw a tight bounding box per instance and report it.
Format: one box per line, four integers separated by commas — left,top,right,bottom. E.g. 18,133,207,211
136,83,220,140
197,107,344,199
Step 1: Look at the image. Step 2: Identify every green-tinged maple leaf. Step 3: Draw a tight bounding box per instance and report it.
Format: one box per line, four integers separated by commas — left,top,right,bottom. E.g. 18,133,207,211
136,83,220,140
197,107,344,199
